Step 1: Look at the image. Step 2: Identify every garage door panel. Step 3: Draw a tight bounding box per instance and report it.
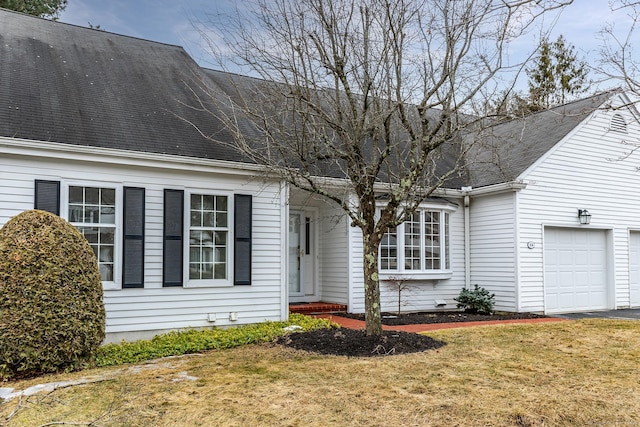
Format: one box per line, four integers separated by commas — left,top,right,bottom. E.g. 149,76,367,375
589,251,605,264
629,232,640,307
558,272,573,284
558,294,574,308
544,228,608,313
590,271,606,284
573,272,589,285
575,294,591,308
558,250,574,264
575,252,589,265
574,233,589,244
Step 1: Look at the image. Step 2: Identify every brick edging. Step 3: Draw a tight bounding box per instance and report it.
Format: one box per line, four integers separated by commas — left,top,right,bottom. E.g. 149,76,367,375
314,314,568,332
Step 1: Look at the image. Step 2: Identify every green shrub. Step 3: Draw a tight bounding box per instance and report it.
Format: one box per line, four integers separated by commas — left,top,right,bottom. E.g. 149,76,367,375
454,285,495,315
0,210,105,379
96,313,335,367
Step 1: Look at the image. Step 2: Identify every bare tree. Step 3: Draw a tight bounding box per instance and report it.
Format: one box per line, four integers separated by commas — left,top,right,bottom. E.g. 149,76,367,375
383,276,417,316
598,1,640,96
190,0,572,336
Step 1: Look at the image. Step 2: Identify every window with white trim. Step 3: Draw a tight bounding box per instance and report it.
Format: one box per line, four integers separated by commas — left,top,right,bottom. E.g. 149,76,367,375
380,209,451,274
188,193,228,281
68,186,116,282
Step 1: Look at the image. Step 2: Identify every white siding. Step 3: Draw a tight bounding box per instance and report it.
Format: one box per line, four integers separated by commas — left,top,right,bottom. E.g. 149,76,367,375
469,191,518,311
516,98,640,312
318,204,349,304
348,225,365,312
0,144,286,342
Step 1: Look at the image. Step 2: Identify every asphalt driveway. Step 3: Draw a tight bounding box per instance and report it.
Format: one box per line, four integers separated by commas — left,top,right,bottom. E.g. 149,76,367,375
554,309,640,320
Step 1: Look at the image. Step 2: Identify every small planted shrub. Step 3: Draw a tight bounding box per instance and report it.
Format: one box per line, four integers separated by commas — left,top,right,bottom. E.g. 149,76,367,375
454,285,495,315
383,276,416,315
0,210,105,379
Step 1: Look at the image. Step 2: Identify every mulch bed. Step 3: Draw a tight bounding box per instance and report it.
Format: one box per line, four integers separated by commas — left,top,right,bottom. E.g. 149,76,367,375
276,311,549,357
275,328,446,357
341,311,548,325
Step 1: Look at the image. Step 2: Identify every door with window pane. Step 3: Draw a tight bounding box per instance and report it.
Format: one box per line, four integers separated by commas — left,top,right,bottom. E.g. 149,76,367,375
289,210,316,300
289,212,303,296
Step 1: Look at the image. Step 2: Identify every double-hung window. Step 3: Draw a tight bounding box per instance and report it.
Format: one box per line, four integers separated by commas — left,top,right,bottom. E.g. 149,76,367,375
68,186,117,282
164,190,250,288
380,208,452,278
188,193,229,283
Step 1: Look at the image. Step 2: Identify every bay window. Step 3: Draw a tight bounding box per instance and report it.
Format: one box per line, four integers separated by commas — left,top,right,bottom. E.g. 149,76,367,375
380,208,451,276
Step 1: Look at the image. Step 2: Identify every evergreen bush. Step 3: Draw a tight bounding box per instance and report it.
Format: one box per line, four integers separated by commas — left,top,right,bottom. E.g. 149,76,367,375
0,210,105,379
454,285,495,315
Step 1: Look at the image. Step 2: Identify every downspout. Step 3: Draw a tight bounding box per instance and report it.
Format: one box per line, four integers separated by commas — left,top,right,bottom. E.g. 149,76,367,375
462,187,472,290
281,181,290,320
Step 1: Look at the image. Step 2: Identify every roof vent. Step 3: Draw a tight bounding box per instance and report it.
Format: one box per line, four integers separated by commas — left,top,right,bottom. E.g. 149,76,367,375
610,113,627,133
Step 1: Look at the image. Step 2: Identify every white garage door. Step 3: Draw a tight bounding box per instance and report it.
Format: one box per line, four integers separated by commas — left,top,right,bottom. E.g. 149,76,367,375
628,232,640,307
544,228,608,313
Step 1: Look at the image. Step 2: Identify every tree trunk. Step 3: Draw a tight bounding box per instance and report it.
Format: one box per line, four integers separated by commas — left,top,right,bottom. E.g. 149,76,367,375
362,233,382,336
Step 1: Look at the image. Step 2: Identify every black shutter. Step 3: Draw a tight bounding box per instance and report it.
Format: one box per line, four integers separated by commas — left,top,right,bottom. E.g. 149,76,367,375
122,187,145,289
234,194,252,285
163,189,184,287
34,180,60,215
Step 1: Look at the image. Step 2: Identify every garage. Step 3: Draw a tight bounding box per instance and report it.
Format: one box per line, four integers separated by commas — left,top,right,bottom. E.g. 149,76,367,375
628,232,640,307
544,227,609,313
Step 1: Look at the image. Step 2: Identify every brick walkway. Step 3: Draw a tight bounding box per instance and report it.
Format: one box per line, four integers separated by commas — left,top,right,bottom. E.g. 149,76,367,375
314,314,567,333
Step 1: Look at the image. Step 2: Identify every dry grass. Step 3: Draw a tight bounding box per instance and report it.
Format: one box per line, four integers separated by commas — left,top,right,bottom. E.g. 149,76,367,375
2,319,640,426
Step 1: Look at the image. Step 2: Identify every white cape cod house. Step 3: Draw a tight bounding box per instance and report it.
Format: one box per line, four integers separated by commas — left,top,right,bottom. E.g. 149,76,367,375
2,9,640,342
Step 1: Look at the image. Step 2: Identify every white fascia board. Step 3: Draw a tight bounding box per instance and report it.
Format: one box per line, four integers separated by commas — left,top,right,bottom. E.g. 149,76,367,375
0,137,270,177
620,91,640,125
370,181,466,198
293,178,469,201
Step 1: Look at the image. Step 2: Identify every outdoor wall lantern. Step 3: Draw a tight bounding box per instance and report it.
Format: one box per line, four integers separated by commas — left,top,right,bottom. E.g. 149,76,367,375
578,209,592,225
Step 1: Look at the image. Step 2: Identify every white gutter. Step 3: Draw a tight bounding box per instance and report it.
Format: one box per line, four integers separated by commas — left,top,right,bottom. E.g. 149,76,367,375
466,181,527,196
0,137,269,176
462,187,472,290
281,181,290,320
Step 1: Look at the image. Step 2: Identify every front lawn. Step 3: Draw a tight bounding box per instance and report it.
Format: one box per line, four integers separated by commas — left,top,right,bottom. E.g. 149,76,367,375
2,319,639,426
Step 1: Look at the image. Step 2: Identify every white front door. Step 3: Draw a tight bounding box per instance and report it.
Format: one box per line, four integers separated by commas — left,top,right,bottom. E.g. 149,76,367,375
628,232,640,307
289,210,316,301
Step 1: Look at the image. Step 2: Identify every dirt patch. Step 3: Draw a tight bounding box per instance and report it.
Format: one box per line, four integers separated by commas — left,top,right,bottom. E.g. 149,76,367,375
275,328,446,357
341,311,548,325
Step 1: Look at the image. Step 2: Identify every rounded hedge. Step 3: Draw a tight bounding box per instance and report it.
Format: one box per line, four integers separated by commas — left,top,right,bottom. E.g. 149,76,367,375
0,210,105,379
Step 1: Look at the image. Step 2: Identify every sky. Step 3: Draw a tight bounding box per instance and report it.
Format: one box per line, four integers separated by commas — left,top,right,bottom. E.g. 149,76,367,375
57,0,637,91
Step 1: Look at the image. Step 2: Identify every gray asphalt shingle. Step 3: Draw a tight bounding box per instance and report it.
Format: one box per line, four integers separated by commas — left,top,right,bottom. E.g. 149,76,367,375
0,8,248,163
0,8,614,190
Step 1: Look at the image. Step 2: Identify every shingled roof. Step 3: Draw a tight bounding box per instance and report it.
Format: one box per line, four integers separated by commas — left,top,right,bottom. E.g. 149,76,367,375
0,8,249,163
0,8,616,190
465,91,617,188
